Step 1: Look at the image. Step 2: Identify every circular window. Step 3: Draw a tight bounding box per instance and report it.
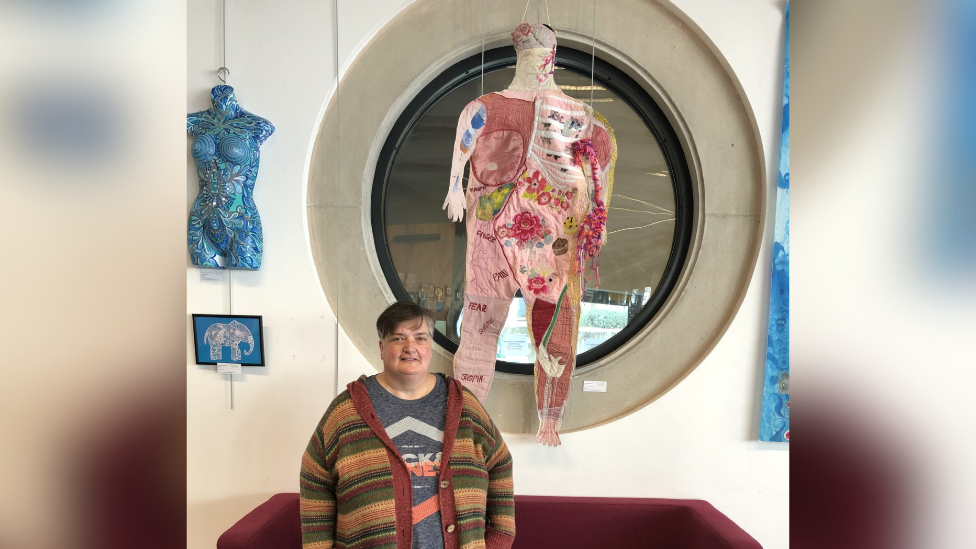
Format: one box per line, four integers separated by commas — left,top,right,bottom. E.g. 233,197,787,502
372,47,692,375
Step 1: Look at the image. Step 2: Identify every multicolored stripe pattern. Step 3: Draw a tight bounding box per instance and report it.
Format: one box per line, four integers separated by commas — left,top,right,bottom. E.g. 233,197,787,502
451,390,515,549
300,393,398,548
301,376,515,549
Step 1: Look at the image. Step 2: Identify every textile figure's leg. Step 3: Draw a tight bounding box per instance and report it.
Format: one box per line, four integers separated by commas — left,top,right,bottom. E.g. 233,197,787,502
453,183,518,403
525,275,580,447
496,175,581,447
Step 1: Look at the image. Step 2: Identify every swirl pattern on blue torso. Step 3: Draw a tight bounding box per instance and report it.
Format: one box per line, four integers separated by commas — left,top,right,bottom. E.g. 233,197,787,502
191,134,215,163
187,85,274,270
218,135,250,164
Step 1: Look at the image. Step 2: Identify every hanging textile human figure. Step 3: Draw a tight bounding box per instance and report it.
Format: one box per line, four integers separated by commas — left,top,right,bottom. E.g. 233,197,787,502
443,23,616,446
187,85,275,270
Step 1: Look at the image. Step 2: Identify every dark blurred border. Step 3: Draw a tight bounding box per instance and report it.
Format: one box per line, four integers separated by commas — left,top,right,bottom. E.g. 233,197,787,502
0,2,187,548
792,0,976,547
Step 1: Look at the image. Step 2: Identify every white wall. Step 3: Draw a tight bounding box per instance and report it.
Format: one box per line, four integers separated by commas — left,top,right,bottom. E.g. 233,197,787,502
187,1,788,548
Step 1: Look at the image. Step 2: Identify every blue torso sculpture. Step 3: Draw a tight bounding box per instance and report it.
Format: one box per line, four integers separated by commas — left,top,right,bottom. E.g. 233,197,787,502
187,85,274,270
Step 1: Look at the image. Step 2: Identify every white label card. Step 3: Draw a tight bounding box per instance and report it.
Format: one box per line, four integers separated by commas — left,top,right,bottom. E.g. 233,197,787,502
580,338,603,352
500,336,530,354
582,380,607,393
201,270,227,282
217,363,241,374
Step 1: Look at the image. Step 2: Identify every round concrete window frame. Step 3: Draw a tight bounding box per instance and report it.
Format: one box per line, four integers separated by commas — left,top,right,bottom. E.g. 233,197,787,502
306,0,765,435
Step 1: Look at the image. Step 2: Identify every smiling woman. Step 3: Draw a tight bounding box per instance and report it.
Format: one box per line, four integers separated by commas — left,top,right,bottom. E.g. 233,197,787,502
302,299,515,549
376,303,436,397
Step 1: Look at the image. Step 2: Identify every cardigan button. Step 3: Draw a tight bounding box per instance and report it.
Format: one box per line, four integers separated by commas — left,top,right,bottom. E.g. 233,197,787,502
440,480,449,489
446,524,455,533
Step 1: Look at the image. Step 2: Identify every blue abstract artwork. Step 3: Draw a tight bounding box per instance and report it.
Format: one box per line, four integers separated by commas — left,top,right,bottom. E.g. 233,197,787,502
187,85,274,270
935,1,976,273
760,4,789,443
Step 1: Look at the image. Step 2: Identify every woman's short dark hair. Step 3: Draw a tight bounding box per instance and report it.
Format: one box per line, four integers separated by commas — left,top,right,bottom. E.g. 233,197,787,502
376,301,434,339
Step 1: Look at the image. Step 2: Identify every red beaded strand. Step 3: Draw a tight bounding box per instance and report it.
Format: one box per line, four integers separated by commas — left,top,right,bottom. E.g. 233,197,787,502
571,138,607,286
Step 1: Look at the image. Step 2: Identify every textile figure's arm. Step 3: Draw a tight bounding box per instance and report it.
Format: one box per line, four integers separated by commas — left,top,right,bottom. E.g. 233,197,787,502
442,100,487,222
586,106,617,246
300,410,339,549
570,108,617,282
479,403,516,548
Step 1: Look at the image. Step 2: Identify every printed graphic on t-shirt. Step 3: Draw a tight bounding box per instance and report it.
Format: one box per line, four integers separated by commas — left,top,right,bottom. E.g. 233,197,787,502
387,417,444,520
365,375,448,549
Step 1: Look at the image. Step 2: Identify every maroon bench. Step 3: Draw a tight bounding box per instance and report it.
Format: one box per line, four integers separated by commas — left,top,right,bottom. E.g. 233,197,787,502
217,493,762,549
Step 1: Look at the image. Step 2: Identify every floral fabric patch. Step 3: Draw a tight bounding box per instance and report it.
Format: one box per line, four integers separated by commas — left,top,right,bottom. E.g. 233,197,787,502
517,264,555,296
498,210,554,250
520,170,573,214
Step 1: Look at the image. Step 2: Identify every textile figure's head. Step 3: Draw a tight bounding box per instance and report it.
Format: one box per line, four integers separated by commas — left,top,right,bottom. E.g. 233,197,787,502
511,23,557,86
511,22,557,51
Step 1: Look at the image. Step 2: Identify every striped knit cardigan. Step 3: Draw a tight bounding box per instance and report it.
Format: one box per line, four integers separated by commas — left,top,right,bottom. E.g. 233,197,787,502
300,375,516,549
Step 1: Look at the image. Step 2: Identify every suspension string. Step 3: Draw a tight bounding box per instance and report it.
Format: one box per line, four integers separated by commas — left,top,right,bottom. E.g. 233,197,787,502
577,0,598,411
333,0,341,400
481,0,485,96
218,0,230,84
223,0,235,410
521,0,551,25
590,0,596,105
222,0,226,69
229,269,234,409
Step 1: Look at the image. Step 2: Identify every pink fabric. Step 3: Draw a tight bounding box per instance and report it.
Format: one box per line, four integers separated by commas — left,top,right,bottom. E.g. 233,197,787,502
472,131,525,186
592,125,612,168
448,101,487,196
471,94,534,187
452,91,614,444
511,23,557,51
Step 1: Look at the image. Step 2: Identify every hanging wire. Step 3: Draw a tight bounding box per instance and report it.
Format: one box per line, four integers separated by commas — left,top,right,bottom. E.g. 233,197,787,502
590,0,596,105
521,0,550,25
218,0,230,84
222,0,226,67
571,0,598,417
219,0,234,410
333,0,341,400
229,270,234,409
481,0,485,96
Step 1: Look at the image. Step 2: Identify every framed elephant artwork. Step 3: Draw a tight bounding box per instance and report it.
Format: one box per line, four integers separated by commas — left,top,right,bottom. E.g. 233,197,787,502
192,314,265,366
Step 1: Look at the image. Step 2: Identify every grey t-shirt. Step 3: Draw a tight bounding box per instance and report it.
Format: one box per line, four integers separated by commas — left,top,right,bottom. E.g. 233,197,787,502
366,374,448,549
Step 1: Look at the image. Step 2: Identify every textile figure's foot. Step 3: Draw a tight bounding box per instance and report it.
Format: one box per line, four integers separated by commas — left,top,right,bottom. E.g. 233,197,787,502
536,407,564,447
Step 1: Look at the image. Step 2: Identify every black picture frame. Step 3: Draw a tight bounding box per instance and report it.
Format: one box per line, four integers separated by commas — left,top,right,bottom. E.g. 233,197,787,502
191,314,266,366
